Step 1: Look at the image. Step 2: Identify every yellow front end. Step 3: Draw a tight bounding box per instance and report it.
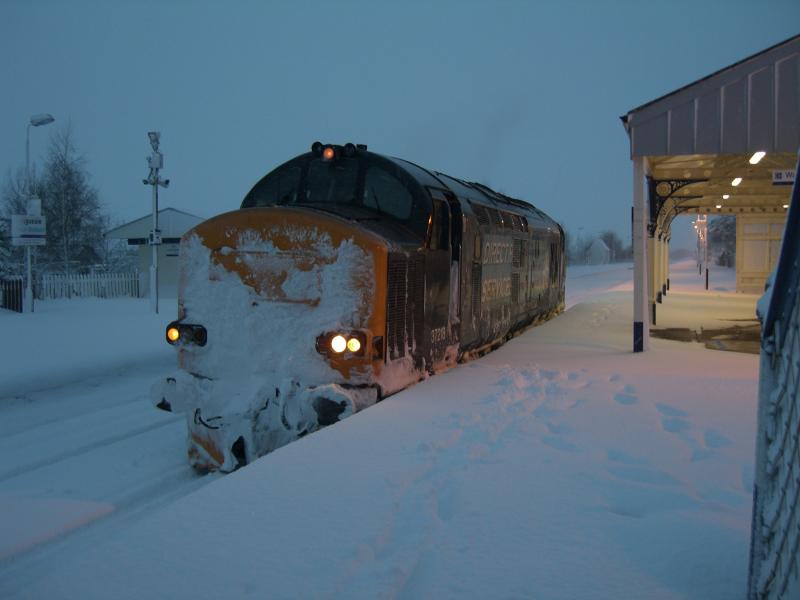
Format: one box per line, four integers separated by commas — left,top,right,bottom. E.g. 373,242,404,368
152,207,389,471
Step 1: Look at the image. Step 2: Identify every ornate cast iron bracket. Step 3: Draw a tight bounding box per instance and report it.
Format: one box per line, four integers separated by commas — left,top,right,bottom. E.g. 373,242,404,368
646,177,707,236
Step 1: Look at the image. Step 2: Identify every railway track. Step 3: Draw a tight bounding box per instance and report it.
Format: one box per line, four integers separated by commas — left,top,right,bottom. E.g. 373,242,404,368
0,365,217,595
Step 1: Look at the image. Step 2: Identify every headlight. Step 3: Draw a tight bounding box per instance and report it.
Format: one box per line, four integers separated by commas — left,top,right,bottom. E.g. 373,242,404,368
316,330,367,358
331,335,347,353
165,321,208,347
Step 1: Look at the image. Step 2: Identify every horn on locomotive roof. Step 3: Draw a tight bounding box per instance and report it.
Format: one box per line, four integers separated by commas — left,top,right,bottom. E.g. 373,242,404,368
311,141,367,156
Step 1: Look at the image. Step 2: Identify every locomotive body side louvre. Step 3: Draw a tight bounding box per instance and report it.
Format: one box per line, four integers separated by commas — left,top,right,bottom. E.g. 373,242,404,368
386,252,425,363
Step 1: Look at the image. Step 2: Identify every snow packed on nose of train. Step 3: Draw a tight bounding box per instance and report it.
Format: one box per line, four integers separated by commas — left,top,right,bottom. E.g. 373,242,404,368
157,142,565,471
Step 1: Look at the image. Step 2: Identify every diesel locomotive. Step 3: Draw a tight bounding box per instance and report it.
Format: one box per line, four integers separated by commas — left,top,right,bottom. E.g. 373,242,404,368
152,142,565,472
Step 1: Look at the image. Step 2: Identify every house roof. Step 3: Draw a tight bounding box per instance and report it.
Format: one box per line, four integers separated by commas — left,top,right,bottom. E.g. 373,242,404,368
105,208,205,240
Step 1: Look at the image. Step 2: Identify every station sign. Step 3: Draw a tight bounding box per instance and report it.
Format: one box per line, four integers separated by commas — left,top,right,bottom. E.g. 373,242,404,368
772,169,796,186
11,214,47,246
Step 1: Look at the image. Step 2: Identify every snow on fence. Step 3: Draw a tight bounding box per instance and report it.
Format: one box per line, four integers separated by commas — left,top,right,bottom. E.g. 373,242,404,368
38,272,140,300
748,156,800,600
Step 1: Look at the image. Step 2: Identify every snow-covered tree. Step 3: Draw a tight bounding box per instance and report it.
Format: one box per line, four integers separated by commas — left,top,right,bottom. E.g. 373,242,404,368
0,169,31,276
709,216,735,266
40,127,108,274
2,127,110,276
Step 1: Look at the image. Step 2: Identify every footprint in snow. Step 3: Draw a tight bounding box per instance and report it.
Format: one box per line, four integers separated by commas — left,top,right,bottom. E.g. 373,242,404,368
606,448,648,466
435,483,457,522
543,435,579,453
703,429,732,449
546,421,572,435
614,392,638,406
607,466,681,486
655,403,689,418
540,369,561,381
661,417,691,433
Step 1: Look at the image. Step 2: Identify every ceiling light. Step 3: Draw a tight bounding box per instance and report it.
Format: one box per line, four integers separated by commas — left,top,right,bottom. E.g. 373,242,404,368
716,204,722,209
784,204,789,209
722,194,730,200
749,151,766,164
732,177,742,186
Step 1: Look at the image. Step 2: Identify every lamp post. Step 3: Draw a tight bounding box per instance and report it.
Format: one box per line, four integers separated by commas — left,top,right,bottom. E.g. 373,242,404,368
142,132,169,314
24,113,55,313
695,214,709,290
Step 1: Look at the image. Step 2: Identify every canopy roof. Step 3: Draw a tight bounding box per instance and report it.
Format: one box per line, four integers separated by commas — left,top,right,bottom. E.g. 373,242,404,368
622,34,799,233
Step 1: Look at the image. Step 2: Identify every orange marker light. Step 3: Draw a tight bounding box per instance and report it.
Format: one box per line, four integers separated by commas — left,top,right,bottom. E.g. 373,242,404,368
323,147,335,161
167,327,180,342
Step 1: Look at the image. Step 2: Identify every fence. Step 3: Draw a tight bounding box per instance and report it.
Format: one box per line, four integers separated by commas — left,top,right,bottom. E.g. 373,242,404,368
748,155,800,600
38,272,140,300
0,276,23,312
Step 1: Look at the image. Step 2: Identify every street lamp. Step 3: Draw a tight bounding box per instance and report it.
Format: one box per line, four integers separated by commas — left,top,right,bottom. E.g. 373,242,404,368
24,113,55,313
26,114,54,194
695,214,709,290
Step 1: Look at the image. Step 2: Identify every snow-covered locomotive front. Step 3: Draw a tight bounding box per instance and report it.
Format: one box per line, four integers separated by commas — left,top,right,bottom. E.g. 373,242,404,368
152,206,395,471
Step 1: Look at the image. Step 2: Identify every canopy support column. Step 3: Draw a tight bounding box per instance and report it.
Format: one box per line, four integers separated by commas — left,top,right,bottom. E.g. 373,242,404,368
633,156,649,351
655,233,663,304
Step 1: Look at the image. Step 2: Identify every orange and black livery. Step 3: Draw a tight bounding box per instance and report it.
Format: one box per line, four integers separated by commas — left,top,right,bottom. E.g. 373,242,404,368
153,142,565,471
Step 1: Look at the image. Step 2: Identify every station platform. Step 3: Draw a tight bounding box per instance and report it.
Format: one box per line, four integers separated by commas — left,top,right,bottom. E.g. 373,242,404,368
652,260,761,353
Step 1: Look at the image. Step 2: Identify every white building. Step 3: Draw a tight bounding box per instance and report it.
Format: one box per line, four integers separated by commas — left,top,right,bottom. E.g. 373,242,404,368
586,238,611,265
105,208,204,298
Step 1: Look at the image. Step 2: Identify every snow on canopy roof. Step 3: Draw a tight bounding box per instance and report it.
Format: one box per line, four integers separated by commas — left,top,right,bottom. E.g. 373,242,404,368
105,208,205,240
621,34,800,158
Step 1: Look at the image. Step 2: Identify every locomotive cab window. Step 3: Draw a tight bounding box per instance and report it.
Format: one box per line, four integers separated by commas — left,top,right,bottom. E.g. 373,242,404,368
306,157,359,205
363,166,413,220
241,160,303,208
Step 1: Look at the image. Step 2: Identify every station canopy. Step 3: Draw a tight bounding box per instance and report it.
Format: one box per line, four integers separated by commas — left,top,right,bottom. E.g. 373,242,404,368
622,34,799,229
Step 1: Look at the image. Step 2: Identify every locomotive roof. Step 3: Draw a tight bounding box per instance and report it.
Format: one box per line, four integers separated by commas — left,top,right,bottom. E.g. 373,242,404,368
378,153,558,230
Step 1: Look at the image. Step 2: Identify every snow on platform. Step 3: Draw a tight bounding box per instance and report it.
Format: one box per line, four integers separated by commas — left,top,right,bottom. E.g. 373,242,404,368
656,260,759,332
5,263,758,600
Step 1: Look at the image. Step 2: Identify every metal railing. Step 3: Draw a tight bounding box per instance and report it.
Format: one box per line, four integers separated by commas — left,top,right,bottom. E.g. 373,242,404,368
0,276,24,312
748,154,800,600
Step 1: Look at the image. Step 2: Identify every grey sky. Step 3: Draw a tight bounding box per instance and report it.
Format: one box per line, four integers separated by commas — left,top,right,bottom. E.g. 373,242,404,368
1,0,798,250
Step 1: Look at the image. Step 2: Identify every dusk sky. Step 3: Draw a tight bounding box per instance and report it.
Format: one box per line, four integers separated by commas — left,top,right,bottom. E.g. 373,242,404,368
1,0,798,249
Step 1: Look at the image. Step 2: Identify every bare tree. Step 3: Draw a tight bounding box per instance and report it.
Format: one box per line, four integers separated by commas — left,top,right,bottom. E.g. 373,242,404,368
39,127,107,274
0,169,33,276
598,230,625,262
2,126,108,276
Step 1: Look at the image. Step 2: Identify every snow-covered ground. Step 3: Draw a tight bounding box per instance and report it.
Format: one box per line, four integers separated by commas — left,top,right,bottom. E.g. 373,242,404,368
0,261,759,599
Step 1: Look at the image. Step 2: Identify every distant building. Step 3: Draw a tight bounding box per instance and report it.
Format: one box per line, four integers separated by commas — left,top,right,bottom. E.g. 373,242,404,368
105,208,204,298
586,238,611,265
